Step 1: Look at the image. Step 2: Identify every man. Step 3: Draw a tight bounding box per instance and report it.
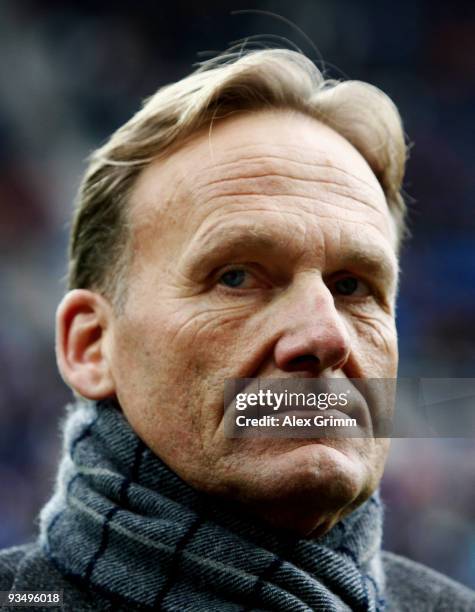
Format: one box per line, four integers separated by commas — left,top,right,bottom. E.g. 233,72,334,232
1,49,473,611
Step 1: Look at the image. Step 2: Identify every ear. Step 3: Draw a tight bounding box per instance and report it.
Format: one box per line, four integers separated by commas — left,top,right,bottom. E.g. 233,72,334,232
55,289,116,400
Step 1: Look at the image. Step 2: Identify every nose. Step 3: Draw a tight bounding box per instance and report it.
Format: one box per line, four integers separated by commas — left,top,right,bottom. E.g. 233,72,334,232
273,277,351,376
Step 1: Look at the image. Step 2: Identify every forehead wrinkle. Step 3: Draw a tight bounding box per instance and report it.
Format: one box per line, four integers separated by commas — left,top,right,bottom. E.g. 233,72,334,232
197,189,392,241
188,153,389,225
204,168,379,197
198,162,382,208
189,147,388,215
196,145,383,195
182,160,394,247
198,176,387,219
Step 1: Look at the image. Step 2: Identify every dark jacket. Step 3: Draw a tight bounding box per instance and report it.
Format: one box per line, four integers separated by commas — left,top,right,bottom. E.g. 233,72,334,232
0,542,474,611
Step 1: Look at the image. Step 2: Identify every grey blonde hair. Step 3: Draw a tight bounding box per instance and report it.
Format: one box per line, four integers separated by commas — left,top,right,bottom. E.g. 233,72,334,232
68,48,408,303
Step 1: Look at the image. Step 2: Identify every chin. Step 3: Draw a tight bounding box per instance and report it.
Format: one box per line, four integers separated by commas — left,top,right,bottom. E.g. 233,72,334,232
229,439,376,538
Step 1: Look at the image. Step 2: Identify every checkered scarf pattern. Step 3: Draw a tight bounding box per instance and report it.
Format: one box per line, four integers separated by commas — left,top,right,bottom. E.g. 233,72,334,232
39,399,386,611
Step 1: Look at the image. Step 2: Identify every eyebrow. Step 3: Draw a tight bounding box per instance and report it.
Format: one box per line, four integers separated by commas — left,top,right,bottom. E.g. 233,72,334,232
180,223,398,286
335,248,399,287
180,226,282,275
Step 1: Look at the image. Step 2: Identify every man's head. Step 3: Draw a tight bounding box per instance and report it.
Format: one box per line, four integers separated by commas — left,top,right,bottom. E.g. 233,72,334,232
56,49,407,536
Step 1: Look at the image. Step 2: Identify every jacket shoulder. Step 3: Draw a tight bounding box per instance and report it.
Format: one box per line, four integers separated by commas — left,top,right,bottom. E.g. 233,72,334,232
383,550,475,611
0,542,117,611
0,544,35,590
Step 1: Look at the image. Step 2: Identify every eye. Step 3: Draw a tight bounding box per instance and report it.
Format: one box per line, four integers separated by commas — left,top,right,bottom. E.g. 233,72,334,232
218,268,258,289
332,275,371,297
219,269,246,288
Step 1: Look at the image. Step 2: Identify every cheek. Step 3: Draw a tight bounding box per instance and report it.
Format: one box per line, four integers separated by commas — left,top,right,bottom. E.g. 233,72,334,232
111,311,208,458
166,300,259,367
348,313,398,376
111,300,257,414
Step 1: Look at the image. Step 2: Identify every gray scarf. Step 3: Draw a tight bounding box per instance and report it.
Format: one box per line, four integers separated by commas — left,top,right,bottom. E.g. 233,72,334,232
39,399,386,611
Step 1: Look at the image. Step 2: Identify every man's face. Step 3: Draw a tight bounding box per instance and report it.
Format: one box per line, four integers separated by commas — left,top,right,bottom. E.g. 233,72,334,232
107,110,399,536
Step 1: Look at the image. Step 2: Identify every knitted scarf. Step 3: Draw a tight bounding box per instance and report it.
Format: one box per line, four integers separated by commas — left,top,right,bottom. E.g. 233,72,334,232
39,399,386,611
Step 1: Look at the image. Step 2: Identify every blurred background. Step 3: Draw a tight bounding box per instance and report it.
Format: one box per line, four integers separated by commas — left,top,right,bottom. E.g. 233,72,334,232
1,0,474,589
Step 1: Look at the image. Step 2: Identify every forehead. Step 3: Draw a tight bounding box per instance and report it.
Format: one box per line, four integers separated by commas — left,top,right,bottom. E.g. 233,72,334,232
129,109,397,255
